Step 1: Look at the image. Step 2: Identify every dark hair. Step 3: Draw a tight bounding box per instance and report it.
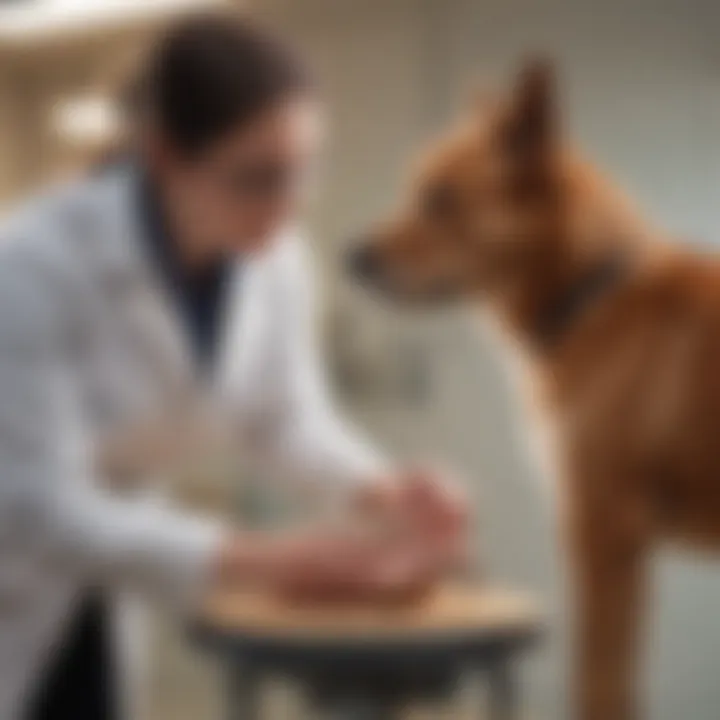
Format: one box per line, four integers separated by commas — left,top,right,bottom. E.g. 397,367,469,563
130,12,314,157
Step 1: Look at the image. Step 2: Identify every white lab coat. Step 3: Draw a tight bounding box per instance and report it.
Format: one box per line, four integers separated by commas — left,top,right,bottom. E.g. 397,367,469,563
0,164,382,719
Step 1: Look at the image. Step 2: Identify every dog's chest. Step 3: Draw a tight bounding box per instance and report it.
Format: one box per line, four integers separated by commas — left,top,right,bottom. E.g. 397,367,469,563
524,396,566,491
504,349,566,490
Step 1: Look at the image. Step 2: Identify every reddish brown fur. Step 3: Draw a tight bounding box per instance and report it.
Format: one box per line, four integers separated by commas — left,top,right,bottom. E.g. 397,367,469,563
354,62,720,719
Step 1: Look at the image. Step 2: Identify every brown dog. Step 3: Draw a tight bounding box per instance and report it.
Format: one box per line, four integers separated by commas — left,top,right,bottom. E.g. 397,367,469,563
349,61,720,720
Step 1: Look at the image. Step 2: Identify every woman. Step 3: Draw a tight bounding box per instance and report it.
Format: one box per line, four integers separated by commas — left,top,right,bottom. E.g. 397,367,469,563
0,12,467,720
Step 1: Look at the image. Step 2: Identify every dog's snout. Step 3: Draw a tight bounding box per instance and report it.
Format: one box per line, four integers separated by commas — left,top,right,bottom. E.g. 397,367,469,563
346,245,380,280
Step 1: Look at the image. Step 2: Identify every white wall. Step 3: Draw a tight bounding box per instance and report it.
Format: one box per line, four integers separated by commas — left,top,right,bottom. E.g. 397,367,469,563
258,1,720,717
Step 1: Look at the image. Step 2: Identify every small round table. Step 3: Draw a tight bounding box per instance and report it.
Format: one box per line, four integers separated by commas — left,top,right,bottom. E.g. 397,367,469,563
193,584,542,720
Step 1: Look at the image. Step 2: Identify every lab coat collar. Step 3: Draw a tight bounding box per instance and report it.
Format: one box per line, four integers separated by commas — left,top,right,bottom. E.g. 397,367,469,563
87,162,244,392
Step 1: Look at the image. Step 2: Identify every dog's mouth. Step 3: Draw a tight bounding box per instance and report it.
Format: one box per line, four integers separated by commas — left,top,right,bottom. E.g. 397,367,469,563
345,245,465,306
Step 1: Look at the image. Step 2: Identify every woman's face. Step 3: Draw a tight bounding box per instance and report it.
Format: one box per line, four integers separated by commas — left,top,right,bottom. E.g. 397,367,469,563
155,95,324,256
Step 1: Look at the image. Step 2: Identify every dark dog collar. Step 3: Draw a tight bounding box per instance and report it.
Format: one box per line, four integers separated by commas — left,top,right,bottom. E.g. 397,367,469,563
534,252,630,349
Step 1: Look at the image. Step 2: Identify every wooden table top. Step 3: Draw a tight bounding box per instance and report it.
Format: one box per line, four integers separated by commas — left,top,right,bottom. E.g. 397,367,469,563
199,584,542,643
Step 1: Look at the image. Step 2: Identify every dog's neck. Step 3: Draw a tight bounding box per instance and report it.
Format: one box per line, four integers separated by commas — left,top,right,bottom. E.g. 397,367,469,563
530,251,631,349
486,158,652,355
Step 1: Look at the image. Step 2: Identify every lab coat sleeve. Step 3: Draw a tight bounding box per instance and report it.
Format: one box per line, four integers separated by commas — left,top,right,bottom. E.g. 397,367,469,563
0,265,226,613
256,236,390,490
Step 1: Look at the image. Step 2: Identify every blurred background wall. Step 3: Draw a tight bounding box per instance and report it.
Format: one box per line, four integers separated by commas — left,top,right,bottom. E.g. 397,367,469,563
0,0,230,204
2,0,720,718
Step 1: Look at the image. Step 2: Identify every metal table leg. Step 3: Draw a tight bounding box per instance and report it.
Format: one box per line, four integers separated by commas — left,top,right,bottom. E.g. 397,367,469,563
227,662,261,720
488,658,518,720
314,697,398,720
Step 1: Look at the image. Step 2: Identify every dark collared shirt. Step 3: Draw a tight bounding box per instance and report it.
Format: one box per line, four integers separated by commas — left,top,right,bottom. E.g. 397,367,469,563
137,171,235,371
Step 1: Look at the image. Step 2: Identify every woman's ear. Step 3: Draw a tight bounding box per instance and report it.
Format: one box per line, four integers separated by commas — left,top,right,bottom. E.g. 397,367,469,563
503,58,558,160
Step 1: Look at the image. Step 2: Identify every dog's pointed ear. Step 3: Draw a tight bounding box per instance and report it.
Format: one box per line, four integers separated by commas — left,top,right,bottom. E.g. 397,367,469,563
503,58,558,159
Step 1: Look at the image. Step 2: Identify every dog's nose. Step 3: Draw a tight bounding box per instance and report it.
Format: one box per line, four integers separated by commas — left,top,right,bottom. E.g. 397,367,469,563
346,245,379,280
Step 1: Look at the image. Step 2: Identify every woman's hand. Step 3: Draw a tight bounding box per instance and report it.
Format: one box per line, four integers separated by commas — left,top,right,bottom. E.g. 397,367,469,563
212,467,470,604
214,522,442,604
269,523,442,603
354,467,471,575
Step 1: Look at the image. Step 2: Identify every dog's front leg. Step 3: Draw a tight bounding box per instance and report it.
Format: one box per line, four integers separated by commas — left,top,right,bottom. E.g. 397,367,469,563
568,483,649,720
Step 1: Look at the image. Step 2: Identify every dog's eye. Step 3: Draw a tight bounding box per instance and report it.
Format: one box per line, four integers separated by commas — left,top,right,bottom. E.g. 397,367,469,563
421,183,457,221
